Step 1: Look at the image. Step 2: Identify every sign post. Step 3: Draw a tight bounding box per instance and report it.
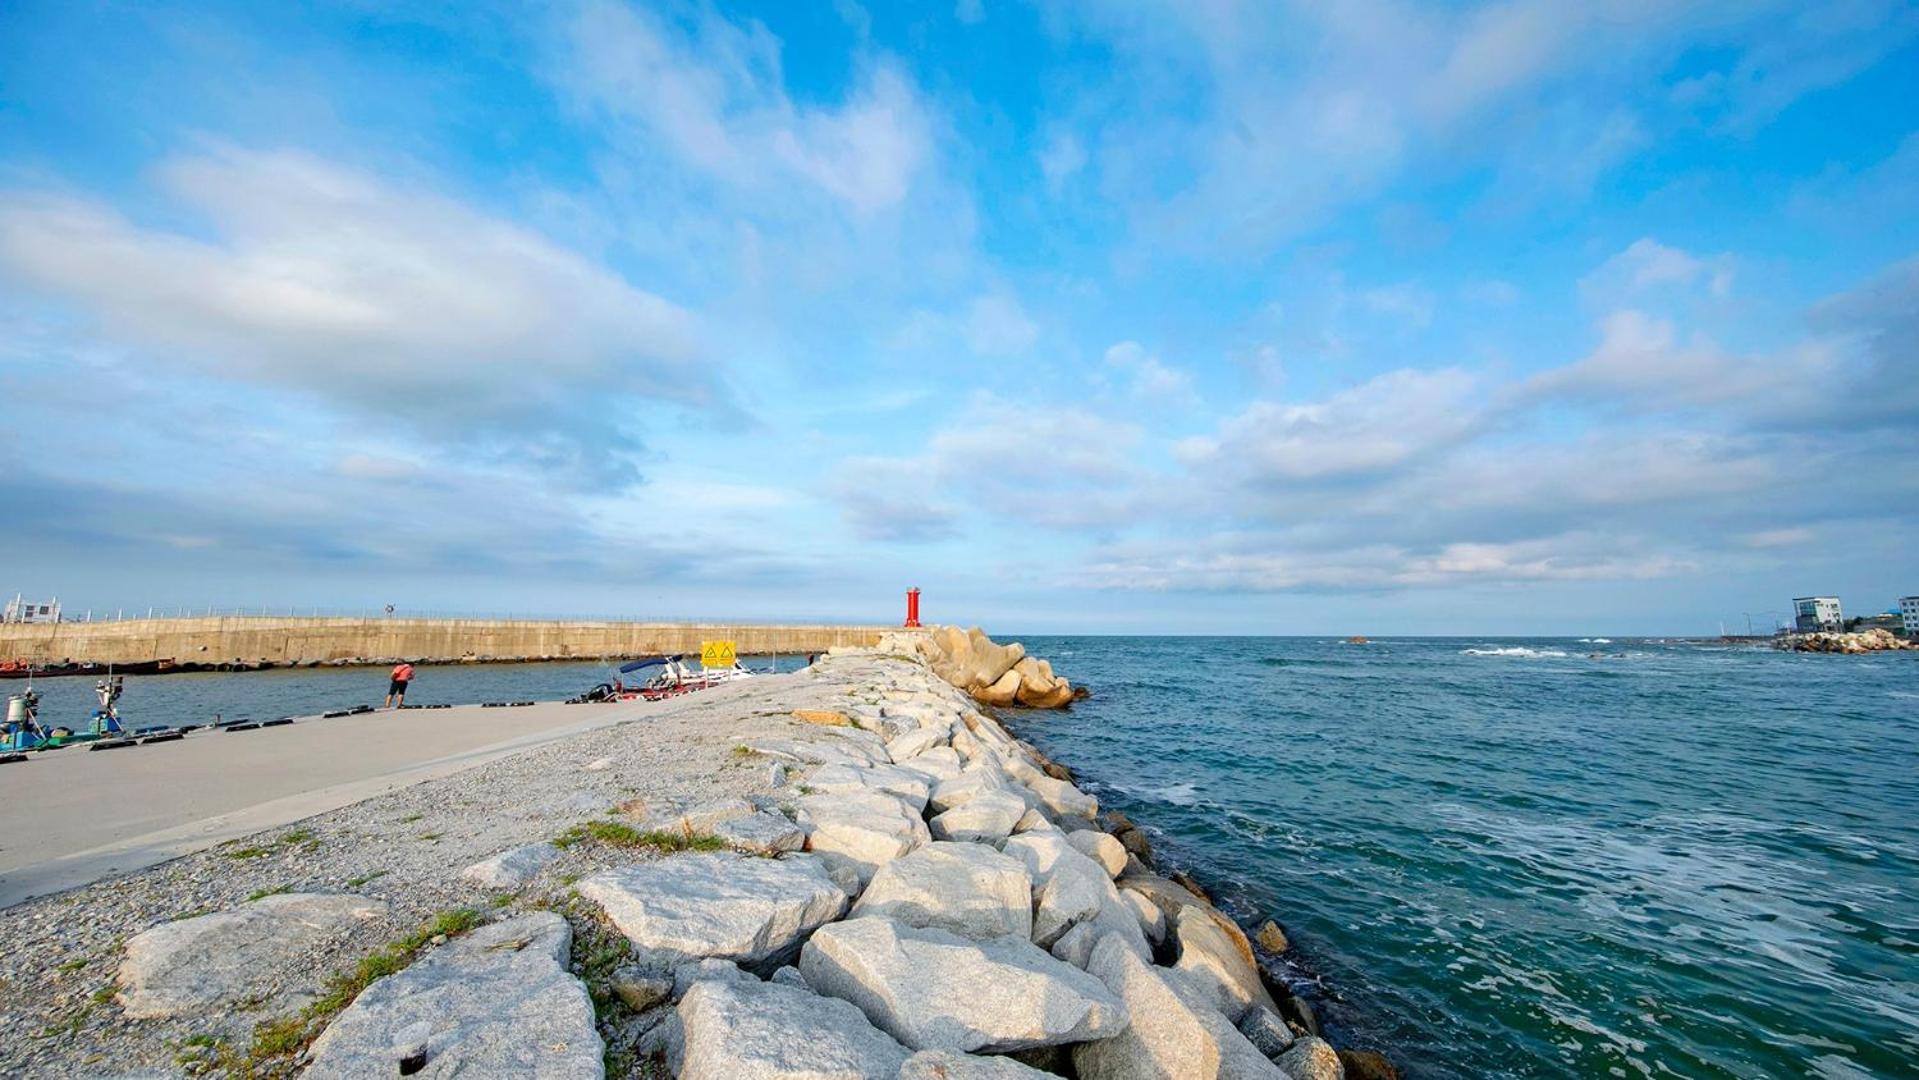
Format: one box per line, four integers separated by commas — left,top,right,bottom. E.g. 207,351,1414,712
699,640,737,670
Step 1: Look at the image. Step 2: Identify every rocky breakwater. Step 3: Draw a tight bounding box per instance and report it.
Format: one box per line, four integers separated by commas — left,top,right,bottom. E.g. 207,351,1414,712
897,625,1083,709
39,641,1383,1078
1778,627,1917,654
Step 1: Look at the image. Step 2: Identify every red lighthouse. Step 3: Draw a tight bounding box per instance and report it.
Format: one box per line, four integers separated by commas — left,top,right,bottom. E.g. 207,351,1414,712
904,588,922,628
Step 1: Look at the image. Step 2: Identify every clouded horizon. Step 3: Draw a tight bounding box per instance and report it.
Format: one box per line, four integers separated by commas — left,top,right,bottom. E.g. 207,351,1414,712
2,1,1915,635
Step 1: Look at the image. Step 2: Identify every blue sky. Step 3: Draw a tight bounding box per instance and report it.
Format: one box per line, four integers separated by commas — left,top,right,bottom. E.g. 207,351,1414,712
1,1,1915,635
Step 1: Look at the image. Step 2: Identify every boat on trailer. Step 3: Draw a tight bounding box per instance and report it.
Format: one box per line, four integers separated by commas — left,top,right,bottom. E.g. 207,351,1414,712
572,654,757,703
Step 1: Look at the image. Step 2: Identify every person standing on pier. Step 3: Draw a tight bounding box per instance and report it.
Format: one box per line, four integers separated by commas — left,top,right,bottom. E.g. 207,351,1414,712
384,661,415,709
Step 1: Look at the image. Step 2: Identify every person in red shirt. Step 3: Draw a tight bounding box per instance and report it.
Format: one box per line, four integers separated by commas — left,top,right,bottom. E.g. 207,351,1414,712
384,662,415,709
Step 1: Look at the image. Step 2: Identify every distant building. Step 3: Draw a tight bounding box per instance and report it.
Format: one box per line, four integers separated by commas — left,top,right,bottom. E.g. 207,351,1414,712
1792,596,1843,632
1,594,61,624
1903,596,1919,637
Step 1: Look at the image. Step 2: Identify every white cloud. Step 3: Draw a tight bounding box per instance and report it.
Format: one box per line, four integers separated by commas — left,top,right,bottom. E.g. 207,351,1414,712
1744,527,1814,549
828,394,1144,538
1583,238,1734,300
1177,367,1484,480
0,147,712,484
562,1,933,215
1104,340,1195,403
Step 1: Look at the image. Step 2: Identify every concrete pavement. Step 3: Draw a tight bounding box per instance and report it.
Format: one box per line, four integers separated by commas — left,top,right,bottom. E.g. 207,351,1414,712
0,698,665,907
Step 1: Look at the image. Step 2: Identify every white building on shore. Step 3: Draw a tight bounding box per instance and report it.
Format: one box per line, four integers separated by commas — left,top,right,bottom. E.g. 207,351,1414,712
1902,596,1919,636
1792,596,1843,632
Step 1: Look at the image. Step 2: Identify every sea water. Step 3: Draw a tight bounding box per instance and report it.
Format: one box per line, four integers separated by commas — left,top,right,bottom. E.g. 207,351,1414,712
1007,637,1918,1079
11,639,1915,1077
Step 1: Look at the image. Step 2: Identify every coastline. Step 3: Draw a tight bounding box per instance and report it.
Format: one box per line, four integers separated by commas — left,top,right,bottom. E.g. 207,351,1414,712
0,634,1373,1079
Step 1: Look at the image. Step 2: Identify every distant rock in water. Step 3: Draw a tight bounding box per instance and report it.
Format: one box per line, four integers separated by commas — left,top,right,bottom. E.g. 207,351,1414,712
1346,636,1370,644
1779,628,1916,654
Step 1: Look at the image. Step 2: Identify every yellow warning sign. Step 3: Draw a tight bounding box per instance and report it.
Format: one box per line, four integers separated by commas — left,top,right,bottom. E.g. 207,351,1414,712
700,640,737,669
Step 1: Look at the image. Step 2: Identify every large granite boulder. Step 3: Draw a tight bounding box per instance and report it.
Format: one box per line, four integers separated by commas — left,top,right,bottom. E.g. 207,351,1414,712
1278,1037,1345,1080
1002,831,1122,947
800,917,1128,1053
807,763,933,812
929,769,1013,814
460,843,560,889
118,893,387,1019
851,842,1034,941
1072,934,1284,1080
711,811,806,855
306,913,602,1078
676,977,910,1080
886,726,949,762
579,853,845,972
1171,906,1281,1021
900,1049,1056,1078
797,791,932,884
1065,831,1127,878
929,789,1029,843
899,747,966,783
1025,775,1098,819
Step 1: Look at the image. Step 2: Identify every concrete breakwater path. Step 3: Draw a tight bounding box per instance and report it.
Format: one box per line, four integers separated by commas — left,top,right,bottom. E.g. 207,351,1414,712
0,615,897,669
0,642,1366,1079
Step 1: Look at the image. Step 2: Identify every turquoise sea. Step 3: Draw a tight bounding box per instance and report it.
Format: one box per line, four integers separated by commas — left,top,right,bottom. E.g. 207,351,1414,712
1008,636,1919,1079
10,638,1916,1077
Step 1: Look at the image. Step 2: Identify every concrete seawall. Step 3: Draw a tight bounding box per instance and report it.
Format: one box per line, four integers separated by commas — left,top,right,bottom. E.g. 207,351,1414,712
0,616,902,667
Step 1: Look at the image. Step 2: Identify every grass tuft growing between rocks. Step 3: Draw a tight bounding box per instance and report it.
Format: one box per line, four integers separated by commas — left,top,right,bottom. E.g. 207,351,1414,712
223,827,321,860
245,884,291,902
192,906,487,1078
533,889,653,1078
552,820,724,853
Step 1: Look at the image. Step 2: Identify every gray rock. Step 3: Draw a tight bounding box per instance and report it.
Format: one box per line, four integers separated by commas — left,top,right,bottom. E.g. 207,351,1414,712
1065,831,1127,878
579,853,845,973
678,977,911,1080
899,746,965,783
1072,934,1284,1080
654,796,757,834
886,726,948,762
1171,906,1281,1021
1121,889,1167,945
459,842,560,889
928,789,1029,843
796,791,931,884
673,958,752,999
1025,775,1098,819
117,893,387,1019
712,811,805,855
808,763,933,812
852,842,1033,941
800,916,1128,1053
900,1049,1056,1078
928,768,1012,813
1001,831,1120,947
306,912,603,1079
609,965,674,1012
768,761,789,788
769,965,810,989
1012,807,1053,834
1239,1005,1296,1059
1276,1036,1343,1080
